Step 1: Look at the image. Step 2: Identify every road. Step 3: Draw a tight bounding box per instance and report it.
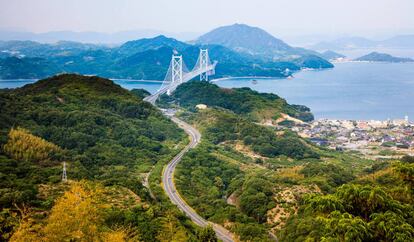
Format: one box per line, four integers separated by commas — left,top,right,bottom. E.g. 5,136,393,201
162,116,235,242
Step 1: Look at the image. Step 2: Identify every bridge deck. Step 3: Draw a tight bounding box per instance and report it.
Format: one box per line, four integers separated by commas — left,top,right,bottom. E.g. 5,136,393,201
143,63,215,104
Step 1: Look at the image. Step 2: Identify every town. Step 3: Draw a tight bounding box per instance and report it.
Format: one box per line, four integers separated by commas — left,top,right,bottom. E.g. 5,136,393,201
289,116,414,159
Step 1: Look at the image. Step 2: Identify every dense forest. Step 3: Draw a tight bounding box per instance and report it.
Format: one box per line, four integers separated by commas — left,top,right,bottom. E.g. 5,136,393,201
0,74,217,241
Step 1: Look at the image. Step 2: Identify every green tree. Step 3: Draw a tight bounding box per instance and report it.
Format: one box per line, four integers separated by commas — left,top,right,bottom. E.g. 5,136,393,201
197,225,218,242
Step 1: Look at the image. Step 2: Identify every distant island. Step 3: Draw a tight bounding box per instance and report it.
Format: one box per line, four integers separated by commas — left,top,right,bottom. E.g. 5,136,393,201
319,50,346,61
354,52,414,63
309,35,414,51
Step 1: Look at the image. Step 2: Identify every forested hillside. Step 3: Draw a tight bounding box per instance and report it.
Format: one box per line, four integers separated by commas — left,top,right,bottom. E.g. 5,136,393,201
164,83,413,241
159,81,314,122
0,74,215,241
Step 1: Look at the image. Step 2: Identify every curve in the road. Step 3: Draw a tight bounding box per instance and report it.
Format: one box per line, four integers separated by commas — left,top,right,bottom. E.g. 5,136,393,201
162,116,235,242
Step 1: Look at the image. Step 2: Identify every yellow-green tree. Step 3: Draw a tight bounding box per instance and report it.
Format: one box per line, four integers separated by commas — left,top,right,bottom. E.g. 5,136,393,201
42,181,105,241
10,181,134,242
156,212,188,242
3,127,62,164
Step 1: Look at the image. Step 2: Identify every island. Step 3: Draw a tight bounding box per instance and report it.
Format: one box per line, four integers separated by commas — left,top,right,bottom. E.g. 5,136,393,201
319,50,346,60
355,51,414,63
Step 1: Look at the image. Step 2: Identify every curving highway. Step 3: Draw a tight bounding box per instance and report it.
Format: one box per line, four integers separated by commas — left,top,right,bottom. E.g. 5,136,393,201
162,116,234,242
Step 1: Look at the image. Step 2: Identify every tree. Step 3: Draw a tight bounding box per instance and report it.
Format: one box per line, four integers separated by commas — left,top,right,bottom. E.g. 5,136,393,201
320,211,371,242
197,225,218,242
3,127,62,164
156,212,188,242
305,194,344,214
369,211,414,241
42,181,105,241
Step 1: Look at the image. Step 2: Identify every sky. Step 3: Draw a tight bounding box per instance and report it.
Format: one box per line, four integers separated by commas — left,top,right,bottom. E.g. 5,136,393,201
0,0,413,38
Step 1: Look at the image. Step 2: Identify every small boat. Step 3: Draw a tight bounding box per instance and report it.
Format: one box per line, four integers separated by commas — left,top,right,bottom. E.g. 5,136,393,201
252,79,258,84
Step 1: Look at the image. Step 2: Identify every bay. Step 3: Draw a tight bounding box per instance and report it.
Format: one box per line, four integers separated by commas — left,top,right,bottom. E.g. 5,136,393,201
214,62,414,120
1,62,413,120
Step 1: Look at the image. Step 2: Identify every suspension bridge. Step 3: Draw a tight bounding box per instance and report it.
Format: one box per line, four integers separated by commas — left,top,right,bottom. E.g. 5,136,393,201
143,49,217,104
142,49,234,241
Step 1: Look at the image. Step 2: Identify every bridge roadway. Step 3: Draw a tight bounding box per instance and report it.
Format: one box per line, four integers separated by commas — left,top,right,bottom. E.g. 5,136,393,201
144,62,234,241
162,117,234,242
143,63,216,104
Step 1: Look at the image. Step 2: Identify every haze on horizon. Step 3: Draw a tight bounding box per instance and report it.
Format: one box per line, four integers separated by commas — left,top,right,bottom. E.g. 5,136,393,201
0,0,413,40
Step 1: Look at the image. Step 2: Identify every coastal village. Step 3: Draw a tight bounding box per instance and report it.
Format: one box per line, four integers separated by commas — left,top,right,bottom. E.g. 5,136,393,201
287,116,414,158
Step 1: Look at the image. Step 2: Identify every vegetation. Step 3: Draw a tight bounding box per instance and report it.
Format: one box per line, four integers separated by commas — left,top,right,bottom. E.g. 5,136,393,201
1,72,412,241
171,92,368,240
183,108,318,159
159,81,314,122
175,143,271,241
3,127,63,164
0,74,209,241
280,160,414,241
163,81,412,241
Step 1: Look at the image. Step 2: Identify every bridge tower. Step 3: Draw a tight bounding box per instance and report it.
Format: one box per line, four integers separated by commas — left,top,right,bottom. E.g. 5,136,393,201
199,49,209,81
172,55,183,85
167,55,183,95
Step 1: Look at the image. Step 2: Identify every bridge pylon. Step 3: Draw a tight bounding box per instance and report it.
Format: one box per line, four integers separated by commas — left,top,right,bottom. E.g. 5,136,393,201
172,55,183,85
199,49,209,81
166,55,183,95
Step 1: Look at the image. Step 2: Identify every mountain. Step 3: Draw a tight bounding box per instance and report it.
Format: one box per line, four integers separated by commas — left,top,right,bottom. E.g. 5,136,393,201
354,52,414,62
310,35,414,50
195,23,333,68
196,23,293,56
0,40,105,57
310,37,376,50
0,30,200,43
380,34,414,48
0,32,332,80
0,56,59,79
116,35,190,56
319,50,346,60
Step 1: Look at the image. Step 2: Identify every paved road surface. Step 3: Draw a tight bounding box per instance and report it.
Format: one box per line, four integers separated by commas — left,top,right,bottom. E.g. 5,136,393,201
162,116,235,242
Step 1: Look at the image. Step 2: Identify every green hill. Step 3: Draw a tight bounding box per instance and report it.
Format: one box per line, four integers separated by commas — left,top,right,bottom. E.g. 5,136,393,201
159,81,314,122
0,74,206,241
